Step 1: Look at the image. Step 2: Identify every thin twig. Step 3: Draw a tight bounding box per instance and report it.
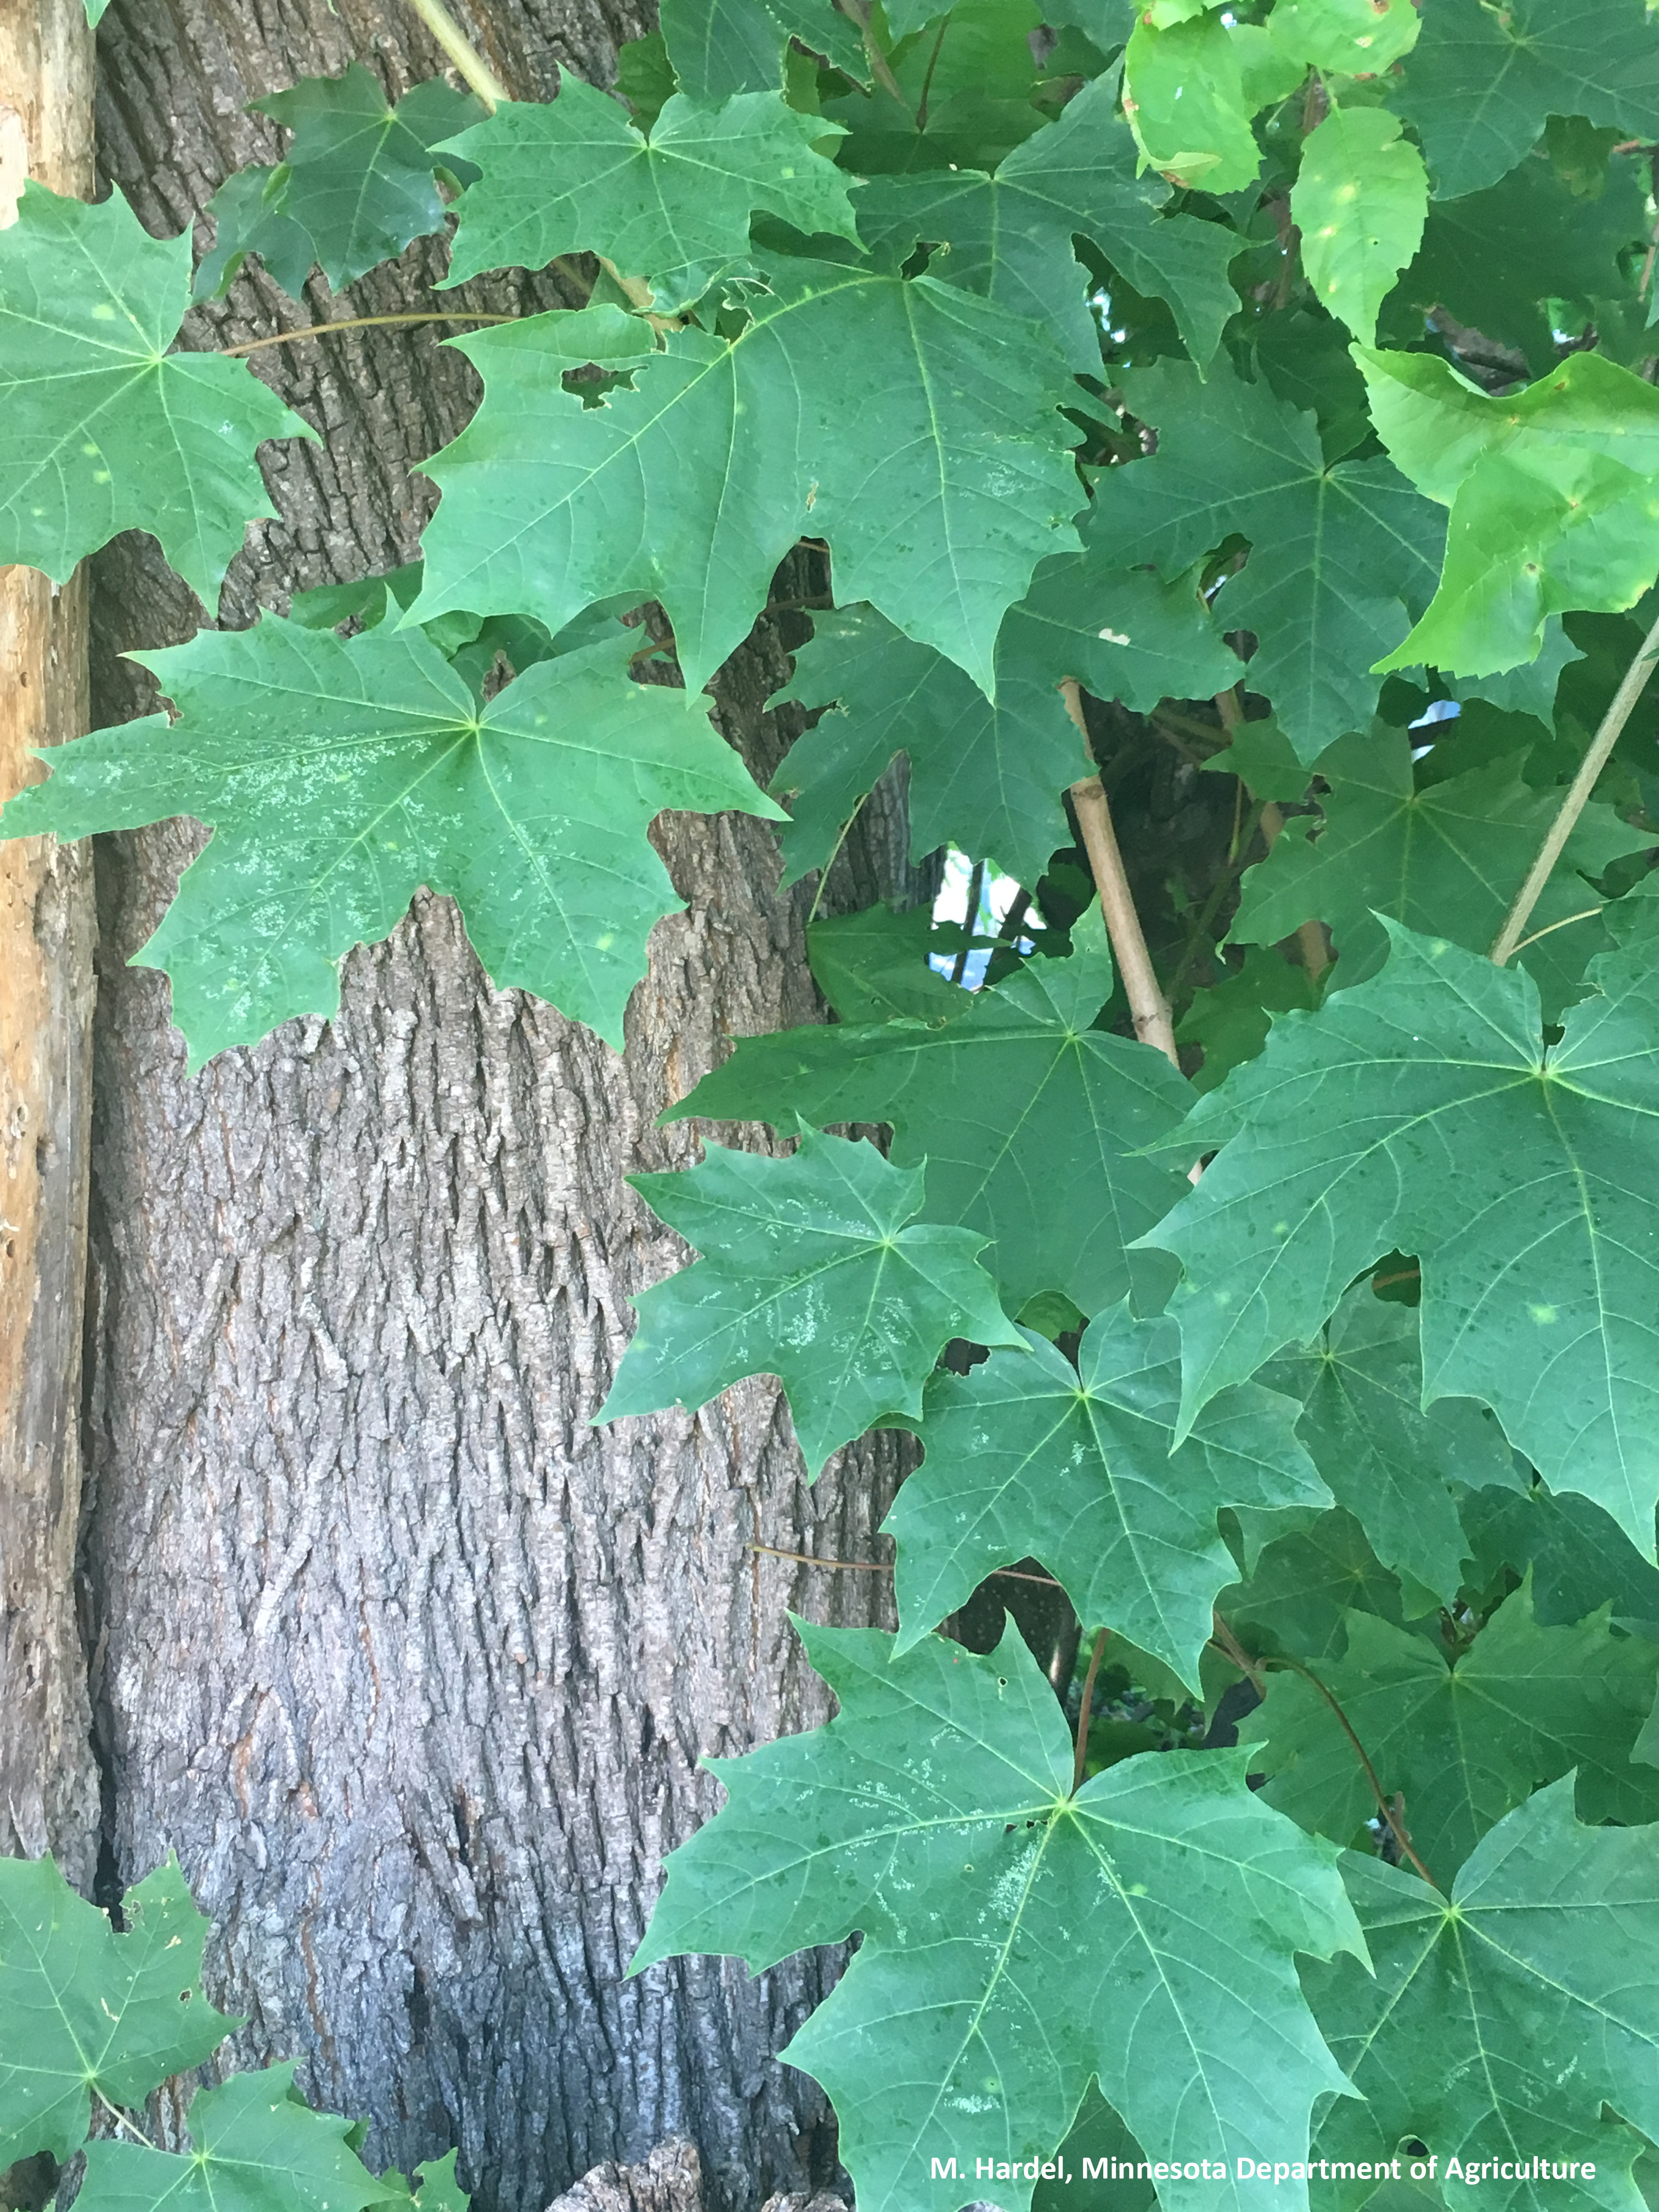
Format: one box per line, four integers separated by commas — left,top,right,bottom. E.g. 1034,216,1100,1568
950,859,986,985
746,1542,1062,1590
1210,1613,1437,1887
1072,1625,1110,1794
749,1542,890,1572
399,0,510,108
1491,608,1659,965
1061,682,1180,1068
219,311,519,357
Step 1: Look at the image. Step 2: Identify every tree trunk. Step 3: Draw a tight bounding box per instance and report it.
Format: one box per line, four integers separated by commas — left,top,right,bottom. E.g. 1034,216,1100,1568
78,6,918,2208
0,0,100,1892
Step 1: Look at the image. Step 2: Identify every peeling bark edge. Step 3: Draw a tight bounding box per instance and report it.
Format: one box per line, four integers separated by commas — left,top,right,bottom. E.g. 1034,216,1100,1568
0,0,100,1888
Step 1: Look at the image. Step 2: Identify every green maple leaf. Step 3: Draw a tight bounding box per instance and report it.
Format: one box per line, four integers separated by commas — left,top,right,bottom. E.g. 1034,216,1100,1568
75,2065,405,2212
634,1623,1362,2212
407,2153,470,2212
1243,1580,1659,1877
194,167,317,301
599,1124,1022,1474
1218,1510,1408,1666
1358,348,1659,679
1088,358,1445,759
1393,150,1649,377
889,1302,1328,1684
668,911,1195,1315
1265,0,1419,75
1141,921,1659,1553
443,83,860,313
1290,106,1426,348
855,74,1239,374
1303,1780,1659,2211
1460,1483,1659,1635
1226,724,1651,1017
1389,0,1659,201
657,0,867,97
770,561,1235,889
0,621,782,1064
1122,13,1260,193
409,259,1082,697
0,182,311,603
1175,946,1321,1096
196,68,483,298
0,1855,235,2168
805,903,968,1023
1260,1286,1518,1611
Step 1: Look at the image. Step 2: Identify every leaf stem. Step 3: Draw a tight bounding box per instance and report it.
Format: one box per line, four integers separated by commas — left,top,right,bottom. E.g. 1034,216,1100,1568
838,0,909,103
1072,1624,1110,1794
804,788,872,926
399,0,510,110
1508,905,1604,955
745,1542,1062,1590
219,311,520,357
1491,608,1659,966
93,2089,155,2148
1210,1614,1437,1887
1062,682,1180,1068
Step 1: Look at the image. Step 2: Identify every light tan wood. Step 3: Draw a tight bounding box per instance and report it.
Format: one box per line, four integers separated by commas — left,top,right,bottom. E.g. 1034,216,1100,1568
0,0,100,1876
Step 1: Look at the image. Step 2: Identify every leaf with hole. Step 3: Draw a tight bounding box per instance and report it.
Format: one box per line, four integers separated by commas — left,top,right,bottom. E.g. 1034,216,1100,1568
855,73,1239,374
408,258,1083,697
1303,1781,1659,2211
1087,358,1445,758
1290,106,1426,348
0,1855,234,2169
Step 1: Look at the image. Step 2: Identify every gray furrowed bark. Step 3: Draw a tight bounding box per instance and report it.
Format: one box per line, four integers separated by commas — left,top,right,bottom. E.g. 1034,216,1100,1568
76,5,922,2207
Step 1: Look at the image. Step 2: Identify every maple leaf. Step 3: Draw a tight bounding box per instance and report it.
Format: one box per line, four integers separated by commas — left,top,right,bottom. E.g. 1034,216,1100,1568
892,1301,1329,1685
856,74,1239,375
1243,1580,1659,1876
1261,1285,1518,1610
0,622,782,1063
443,83,860,312
599,1124,1022,1474
1305,1781,1659,2211
1142,921,1659,1553
0,183,310,604
672,911,1195,1316
770,564,1237,891
1087,358,1444,758
0,1857,234,2170
635,1623,1362,2212
409,261,1083,697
